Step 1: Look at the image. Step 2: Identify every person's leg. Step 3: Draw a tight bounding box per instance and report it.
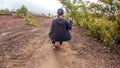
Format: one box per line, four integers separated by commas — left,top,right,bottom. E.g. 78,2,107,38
52,41,59,49
52,40,55,45
60,41,62,45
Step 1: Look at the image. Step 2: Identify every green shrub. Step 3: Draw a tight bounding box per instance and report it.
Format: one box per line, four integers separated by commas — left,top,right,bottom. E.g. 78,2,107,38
85,19,118,47
24,15,30,25
31,19,38,26
16,5,28,16
24,15,38,26
64,11,118,46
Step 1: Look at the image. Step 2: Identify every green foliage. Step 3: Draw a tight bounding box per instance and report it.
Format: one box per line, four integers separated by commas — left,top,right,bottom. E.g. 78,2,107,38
60,0,84,24
0,8,10,14
60,0,119,46
100,0,113,5
16,9,21,15
87,19,118,46
98,0,120,20
41,13,47,17
116,13,120,21
90,3,99,8
16,5,28,16
24,15,38,26
24,15,30,25
117,1,120,9
31,19,38,26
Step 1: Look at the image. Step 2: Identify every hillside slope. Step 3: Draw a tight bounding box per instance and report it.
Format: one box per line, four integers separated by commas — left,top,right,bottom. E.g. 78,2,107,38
0,15,119,68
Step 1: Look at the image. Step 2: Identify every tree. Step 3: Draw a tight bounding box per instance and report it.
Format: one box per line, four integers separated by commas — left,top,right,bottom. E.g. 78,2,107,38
16,5,28,16
98,0,120,20
59,0,91,25
89,3,103,17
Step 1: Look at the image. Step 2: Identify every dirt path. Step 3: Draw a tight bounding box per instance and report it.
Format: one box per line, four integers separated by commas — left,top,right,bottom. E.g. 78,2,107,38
23,40,81,68
0,15,120,68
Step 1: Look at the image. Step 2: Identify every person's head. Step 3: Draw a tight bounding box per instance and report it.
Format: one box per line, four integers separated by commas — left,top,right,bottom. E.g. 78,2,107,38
57,8,64,17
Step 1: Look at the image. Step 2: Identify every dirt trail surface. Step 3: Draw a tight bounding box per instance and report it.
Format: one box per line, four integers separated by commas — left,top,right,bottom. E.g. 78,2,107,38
0,15,120,68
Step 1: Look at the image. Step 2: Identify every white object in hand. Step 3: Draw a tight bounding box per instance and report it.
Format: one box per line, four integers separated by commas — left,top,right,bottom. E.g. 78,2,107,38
70,17,72,21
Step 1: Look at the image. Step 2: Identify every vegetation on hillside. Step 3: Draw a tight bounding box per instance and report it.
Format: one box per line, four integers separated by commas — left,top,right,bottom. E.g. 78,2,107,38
16,5,28,16
0,8,15,14
16,5,38,26
59,0,120,47
24,14,38,26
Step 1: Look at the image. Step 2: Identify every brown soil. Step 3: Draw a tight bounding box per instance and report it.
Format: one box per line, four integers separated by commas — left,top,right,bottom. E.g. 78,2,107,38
0,15,120,68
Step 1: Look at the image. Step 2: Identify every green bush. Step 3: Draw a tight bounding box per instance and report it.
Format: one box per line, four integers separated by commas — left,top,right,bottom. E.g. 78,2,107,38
16,5,28,16
24,15,38,26
64,11,118,46
60,0,119,47
31,19,38,26
24,15,30,25
0,8,10,14
85,19,118,47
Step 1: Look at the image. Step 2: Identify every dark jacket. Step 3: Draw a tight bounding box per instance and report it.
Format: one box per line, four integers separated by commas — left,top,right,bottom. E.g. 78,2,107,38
49,18,72,41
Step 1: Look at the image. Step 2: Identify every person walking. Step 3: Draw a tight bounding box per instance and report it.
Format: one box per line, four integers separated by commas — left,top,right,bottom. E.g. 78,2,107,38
49,8,72,48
